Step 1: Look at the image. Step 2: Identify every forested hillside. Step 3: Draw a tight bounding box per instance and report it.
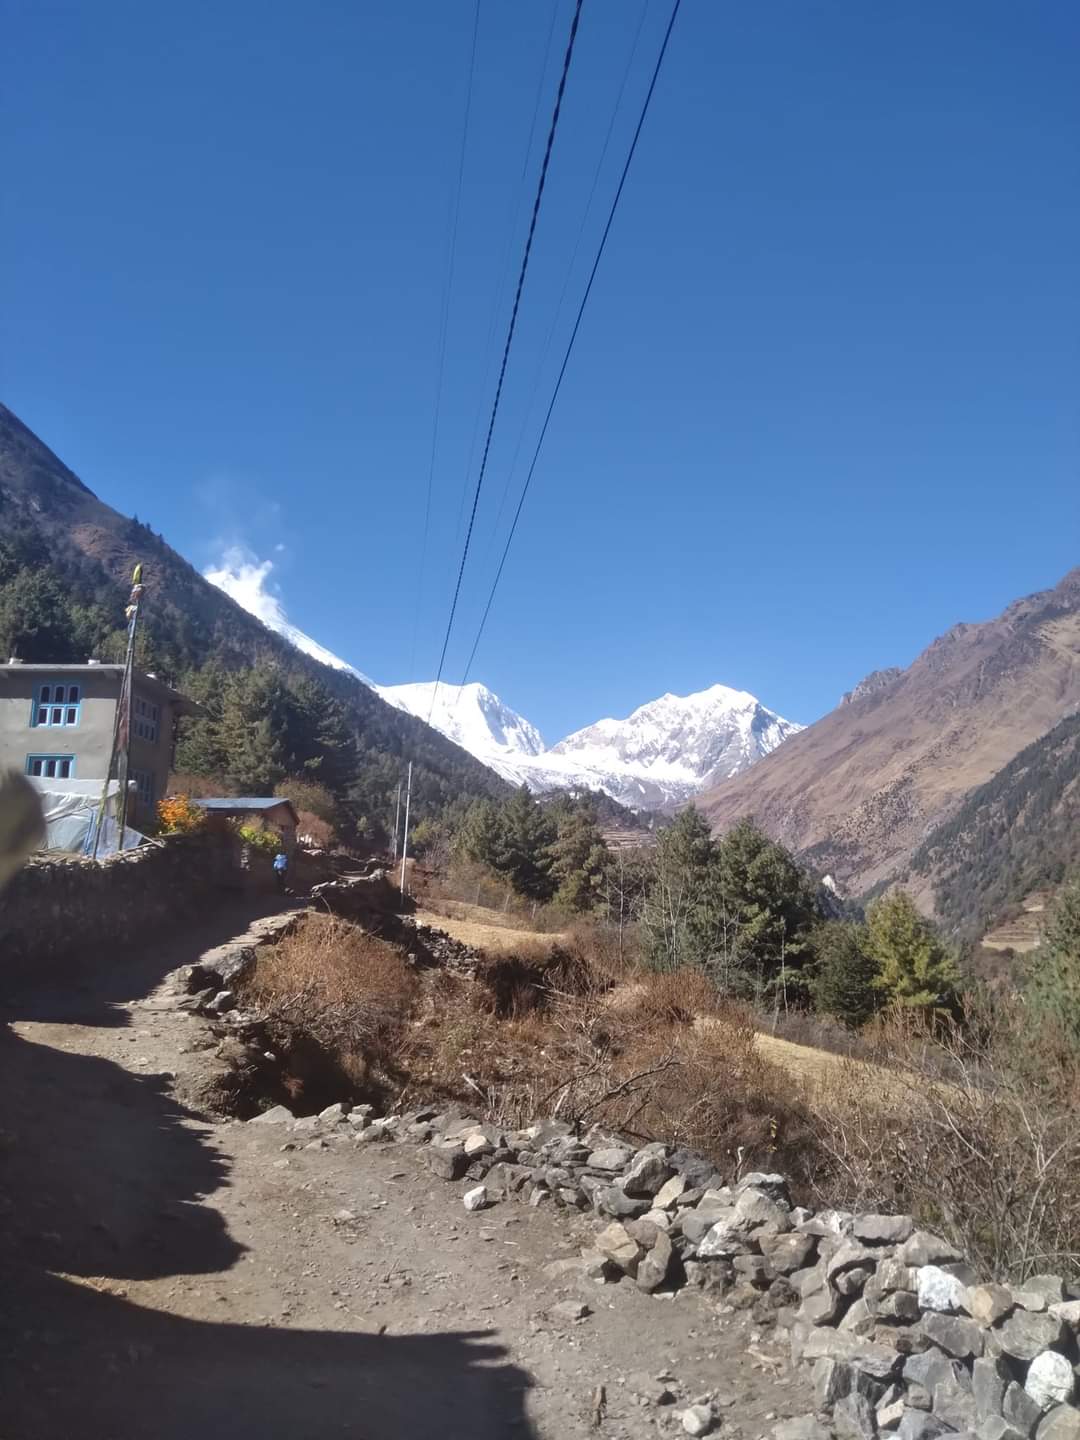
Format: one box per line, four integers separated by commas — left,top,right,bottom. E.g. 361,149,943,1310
0,403,507,842
909,710,1080,941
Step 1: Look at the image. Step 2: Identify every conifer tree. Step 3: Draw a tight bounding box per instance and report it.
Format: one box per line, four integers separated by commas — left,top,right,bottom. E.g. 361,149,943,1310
1027,872,1080,1049
811,920,881,1027
866,889,960,1015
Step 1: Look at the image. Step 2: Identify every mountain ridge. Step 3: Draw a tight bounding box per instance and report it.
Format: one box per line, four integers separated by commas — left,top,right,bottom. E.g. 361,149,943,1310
699,566,1080,898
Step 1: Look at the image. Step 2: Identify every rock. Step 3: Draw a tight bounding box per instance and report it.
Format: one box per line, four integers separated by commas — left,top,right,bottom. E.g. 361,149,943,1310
879,1398,907,1430
836,1267,874,1298
425,1143,468,1181
897,1411,954,1439
595,1221,642,1276
249,1105,294,1124
463,1132,493,1158
922,1312,986,1360
1003,1381,1046,1437
346,1103,374,1126
828,1241,881,1285
644,1208,672,1231
1026,1277,1066,1306
995,1310,1066,1363
737,1172,791,1203
979,1420,1028,1440
919,1265,969,1314
1026,1353,1076,1412
697,1221,748,1260
760,1231,818,1275
587,1146,634,1172
669,1147,723,1189
854,1214,916,1246
797,1285,844,1326
316,1102,347,1122
902,1232,964,1268
207,988,236,1013
637,1230,675,1294
968,1284,1016,1328
620,1150,674,1198
933,1365,979,1432
653,1173,689,1209
972,1357,1010,1420
290,1115,320,1133
462,1185,489,1212
680,1402,715,1436
839,1299,877,1338
733,1188,792,1235
799,1209,854,1238
772,1418,831,1440
878,1259,920,1294
835,1392,880,1439
1015,1291,1051,1314
905,1349,962,1394
625,1218,661,1250
877,1291,921,1324
734,1253,774,1287
1037,1408,1080,1440
597,1187,653,1220
485,1162,532,1196
550,1300,590,1322
682,1209,735,1246
1049,1302,1080,1330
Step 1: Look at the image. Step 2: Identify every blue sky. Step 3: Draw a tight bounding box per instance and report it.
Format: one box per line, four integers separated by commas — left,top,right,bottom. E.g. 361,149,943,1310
3,0,1078,743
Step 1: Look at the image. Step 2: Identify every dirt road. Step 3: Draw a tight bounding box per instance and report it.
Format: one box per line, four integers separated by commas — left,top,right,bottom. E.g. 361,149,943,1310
1,902,814,1440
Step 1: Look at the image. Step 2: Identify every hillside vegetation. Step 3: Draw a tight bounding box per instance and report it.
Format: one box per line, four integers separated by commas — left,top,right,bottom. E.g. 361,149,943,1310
0,403,507,843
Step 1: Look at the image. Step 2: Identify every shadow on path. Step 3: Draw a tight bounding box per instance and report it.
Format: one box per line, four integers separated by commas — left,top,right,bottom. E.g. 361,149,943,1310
0,902,536,1439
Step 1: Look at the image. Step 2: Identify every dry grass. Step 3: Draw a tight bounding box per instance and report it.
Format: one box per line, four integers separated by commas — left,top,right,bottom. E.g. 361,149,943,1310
415,904,567,954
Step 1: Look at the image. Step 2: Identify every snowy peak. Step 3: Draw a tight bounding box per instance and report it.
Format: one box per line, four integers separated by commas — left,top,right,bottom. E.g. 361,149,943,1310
376,681,546,765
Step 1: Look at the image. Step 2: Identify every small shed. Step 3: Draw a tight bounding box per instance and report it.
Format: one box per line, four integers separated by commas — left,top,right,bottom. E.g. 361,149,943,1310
194,798,299,853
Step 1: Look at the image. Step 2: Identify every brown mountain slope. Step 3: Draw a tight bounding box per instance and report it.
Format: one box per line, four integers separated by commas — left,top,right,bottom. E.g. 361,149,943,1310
698,568,1080,897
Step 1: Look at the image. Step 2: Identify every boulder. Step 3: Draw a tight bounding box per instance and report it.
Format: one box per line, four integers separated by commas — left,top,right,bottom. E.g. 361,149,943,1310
698,1222,750,1261
979,1420,1029,1440
595,1221,642,1276
772,1419,831,1440
732,1187,792,1235
834,1392,880,1439
1037,1408,1080,1440
682,1209,735,1246
620,1150,674,1198
972,1356,1009,1421
637,1230,675,1294
968,1284,1016,1328
1026,1353,1076,1412
550,1299,590,1322
827,1242,880,1285
425,1143,468,1181
597,1187,652,1220
877,1291,921,1324
796,1286,844,1326
799,1210,855,1238
587,1146,634,1172
933,1365,979,1432
463,1132,494,1158
919,1265,969,1314
839,1299,877,1337
878,1258,920,1294
921,1312,986,1360
1026,1277,1067,1306
737,1172,791,1203
1049,1302,1080,1331
653,1173,689,1209
462,1185,489,1212
995,1310,1066,1363
1003,1381,1045,1437
836,1267,875,1298
854,1214,916,1246
681,1403,715,1436
901,1232,964,1267
759,1231,818,1275
249,1105,294,1124
878,1398,907,1430
897,1412,954,1439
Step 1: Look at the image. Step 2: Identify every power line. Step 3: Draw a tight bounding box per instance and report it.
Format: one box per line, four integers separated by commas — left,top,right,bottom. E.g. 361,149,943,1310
459,0,683,689
408,0,481,680
427,0,586,722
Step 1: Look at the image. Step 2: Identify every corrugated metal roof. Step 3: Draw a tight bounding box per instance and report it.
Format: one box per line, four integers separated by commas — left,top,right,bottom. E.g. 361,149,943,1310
194,798,294,812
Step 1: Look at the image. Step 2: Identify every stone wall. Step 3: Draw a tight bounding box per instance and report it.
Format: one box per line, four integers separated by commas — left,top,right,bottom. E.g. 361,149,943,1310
0,836,231,978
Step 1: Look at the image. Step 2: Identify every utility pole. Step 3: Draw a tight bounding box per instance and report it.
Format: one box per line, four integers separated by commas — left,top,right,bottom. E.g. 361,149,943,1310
398,761,413,897
391,780,402,863
90,563,144,859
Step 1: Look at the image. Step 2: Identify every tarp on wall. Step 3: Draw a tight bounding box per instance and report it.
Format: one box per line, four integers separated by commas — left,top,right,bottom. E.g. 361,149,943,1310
27,778,145,857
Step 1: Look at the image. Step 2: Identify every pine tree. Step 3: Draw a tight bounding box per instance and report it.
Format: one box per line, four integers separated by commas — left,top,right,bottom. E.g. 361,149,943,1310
549,804,609,912
811,920,882,1027
492,786,556,901
866,889,960,1015
1026,873,1080,1049
641,806,716,971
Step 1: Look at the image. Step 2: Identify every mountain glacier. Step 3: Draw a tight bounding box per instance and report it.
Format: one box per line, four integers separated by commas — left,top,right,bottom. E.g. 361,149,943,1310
206,550,801,809
378,680,801,809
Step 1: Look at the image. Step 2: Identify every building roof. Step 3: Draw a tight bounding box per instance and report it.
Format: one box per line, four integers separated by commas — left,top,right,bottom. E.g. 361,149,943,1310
194,797,300,823
0,663,201,714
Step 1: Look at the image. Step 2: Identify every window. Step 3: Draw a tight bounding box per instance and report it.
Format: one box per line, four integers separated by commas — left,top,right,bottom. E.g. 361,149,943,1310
133,695,160,743
26,754,76,781
31,681,82,728
131,769,155,808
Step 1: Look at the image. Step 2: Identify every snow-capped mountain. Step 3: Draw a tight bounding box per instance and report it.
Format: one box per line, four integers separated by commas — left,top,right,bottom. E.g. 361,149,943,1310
376,681,546,767
380,679,801,809
204,546,800,809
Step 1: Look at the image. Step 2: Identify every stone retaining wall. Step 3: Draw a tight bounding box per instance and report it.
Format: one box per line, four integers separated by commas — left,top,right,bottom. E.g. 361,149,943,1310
0,836,229,977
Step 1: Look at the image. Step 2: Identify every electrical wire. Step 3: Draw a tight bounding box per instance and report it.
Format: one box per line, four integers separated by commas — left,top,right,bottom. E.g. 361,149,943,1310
427,0,586,722
408,0,481,681
458,0,682,689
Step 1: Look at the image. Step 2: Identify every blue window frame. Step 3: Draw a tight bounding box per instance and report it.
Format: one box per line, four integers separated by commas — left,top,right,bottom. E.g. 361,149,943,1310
31,680,82,728
26,754,76,781
131,769,155,808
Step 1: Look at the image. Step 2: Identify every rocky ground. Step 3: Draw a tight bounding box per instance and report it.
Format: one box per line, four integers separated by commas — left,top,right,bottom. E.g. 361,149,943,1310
0,899,815,1440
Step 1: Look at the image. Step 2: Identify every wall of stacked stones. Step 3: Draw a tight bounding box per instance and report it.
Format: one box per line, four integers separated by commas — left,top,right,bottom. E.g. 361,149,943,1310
249,1098,1080,1440
0,836,227,976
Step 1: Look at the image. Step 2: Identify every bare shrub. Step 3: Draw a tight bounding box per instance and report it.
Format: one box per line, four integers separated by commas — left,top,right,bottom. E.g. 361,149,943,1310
246,913,418,1102
807,998,1080,1282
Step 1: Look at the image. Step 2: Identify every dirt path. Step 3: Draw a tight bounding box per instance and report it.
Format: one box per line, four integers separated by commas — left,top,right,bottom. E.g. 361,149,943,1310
1,903,815,1440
